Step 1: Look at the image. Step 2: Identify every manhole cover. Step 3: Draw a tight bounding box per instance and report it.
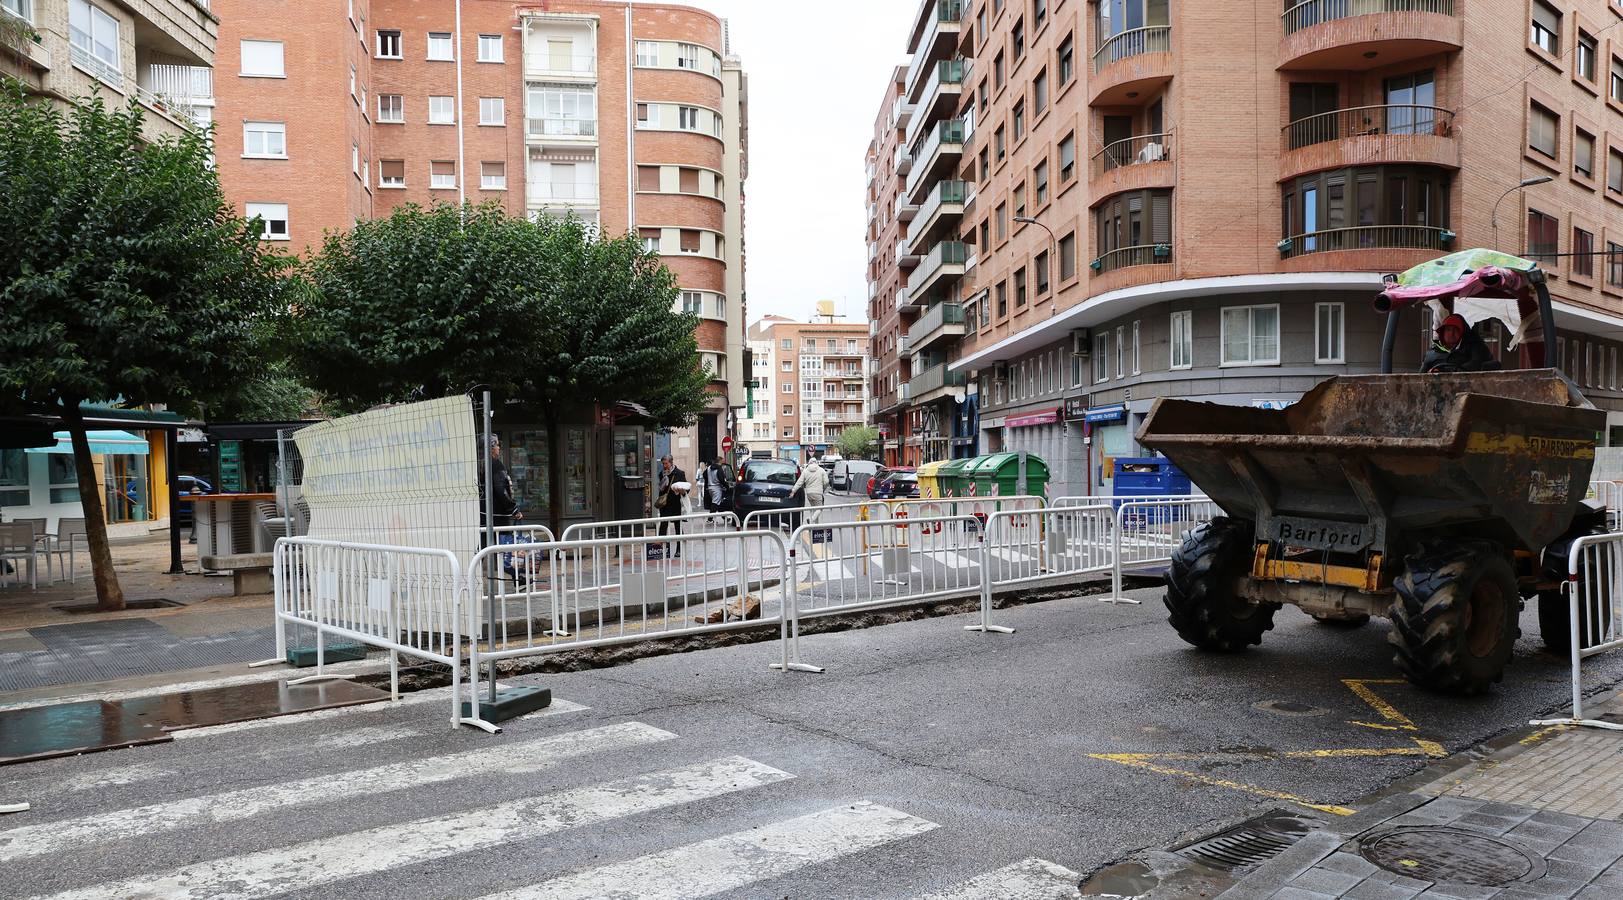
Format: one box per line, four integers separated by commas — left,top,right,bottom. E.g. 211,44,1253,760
1359,827,1546,886
1253,700,1329,717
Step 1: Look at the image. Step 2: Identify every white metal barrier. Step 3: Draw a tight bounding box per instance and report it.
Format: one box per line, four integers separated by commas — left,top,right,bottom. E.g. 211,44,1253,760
273,537,472,728
1587,481,1623,530
1531,533,1623,732
464,529,793,724
740,499,887,532
1053,493,1205,507
560,511,737,543
1102,498,1224,604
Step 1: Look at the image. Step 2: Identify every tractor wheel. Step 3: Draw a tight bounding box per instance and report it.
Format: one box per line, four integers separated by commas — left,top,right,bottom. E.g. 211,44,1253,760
1312,612,1371,628
1164,517,1278,652
1389,542,1520,695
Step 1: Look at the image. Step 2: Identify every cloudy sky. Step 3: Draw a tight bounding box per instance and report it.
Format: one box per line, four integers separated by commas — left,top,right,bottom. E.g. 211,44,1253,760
687,0,918,326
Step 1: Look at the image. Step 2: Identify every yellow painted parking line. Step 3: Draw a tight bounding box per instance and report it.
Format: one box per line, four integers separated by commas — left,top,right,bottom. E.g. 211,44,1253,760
1088,754,1356,816
1342,679,1418,729
1097,748,1428,762
1349,721,1405,731
1518,724,1572,746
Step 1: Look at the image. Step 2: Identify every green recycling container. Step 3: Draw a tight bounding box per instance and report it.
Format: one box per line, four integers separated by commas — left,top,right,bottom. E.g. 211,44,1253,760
936,457,977,499
968,452,1050,499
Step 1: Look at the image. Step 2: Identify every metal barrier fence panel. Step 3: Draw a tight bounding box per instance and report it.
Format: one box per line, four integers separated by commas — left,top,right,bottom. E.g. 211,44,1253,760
274,537,468,727
1588,481,1623,531
1531,533,1623,731
1102,498,1224,604
983,504,1117,590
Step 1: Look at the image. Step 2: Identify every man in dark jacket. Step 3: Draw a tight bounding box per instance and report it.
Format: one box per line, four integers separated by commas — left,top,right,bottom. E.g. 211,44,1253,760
656,455,688,558
479,434,520,532
1422,313,1497,374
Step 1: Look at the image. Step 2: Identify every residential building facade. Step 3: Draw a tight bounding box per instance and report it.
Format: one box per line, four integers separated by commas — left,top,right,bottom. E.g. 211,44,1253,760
209,0,748,477
750,314,872,463
868,66,919,466
893,0,1623,498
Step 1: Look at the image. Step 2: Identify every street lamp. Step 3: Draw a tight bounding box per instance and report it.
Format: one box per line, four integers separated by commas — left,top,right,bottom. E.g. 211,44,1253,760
1490,175,1553,253
1014,216,1059,314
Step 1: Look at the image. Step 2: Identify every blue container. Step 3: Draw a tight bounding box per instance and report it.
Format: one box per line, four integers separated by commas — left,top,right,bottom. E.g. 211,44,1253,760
1110,457,1192,523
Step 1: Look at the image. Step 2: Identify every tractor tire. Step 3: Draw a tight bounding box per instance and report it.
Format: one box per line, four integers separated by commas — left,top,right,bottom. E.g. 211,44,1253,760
1312,612,1371,628
1164,517,1278,652
1389,542,1520,695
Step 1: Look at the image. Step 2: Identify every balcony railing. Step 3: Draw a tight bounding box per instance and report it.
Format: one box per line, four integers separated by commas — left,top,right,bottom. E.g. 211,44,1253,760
1282,104,1454,151
913,240,968,289
1092,132,1172,177
909,179,967,242
133,85,208,131
70,44,123,89
907,302,965,347
1093,244,1173,273
1092,26,1171,74
526,117,597,138
524,53,597,75
909,362,968,397
1279,224,1452,258
527,181,599,201
1283,0,1454,37
905,119,966,196
143,63,212,101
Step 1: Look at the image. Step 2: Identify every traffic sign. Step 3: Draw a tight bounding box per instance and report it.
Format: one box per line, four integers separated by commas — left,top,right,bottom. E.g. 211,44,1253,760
721,435,735,454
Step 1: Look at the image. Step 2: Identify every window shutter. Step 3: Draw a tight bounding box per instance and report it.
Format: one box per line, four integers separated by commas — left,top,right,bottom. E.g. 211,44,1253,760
1150,192,1171,244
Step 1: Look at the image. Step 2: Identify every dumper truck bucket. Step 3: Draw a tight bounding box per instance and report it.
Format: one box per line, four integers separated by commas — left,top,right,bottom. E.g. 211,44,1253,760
1137,371,1603,558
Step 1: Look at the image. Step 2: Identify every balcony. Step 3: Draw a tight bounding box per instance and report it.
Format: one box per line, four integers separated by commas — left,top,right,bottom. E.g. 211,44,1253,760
524,52,596,79
908,362,968,403
907,302,966,353
1279,104,1458,180
909,58,966,129
1280,0,1461,71
890,97,915,131
526,117,597,140
908,179,967,247
1090,132,1174,199
906,0,963,97
1093,243,1173,274
897,285,919,310
894,144,913,175
134,61,213,132
1278,225,1452,266
909,240,968,298
1090,26,1172,106
526,181,599,203
895,192,919,222
904,118,966,201
896,237,921,268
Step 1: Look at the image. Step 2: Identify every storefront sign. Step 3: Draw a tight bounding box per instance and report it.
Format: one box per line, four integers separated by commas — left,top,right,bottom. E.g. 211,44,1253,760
1063,397,1089,420
1007,407,1061,428
177,427,207,444
1084,405,1127,423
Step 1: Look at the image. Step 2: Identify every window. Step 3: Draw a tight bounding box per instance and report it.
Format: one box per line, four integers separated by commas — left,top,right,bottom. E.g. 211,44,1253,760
1132,321,1141,375
1093,333,1109,383
375,94,403,123
1033,69,1048,114
68,0,120,78
1013,100,1025,142
640,228,662,252
1613,56,1623,104
1115,326,1125,379
1014,181,1026,219
429,95,454,124
678,106,699,130
351,143,359,175
245,202,288,241
1012,18,1025,58
1034,160,1048,205
379,159,404,187
1528,102,1558,158
677,43,701,69
242,122,286,158
481,161,506,190
376,30,401,58
430,160,456,189
1283,166,1448,251
995,202,1007,240
1059,133,1075,182
978,80,989,114
994,50,1005,88
680,291,703,314
782,383,793,394
1033,0,1047,27
349,65,357,98
1608,242,1623,288
1170,310,1193,369
477,34,502,62
1035,250,1049,294
1579,32,1597,83
1059,232,1076,280
239,39,284,77
2,0,31,23
1531,1,1560,55
635,41,659,66
1526,209,1558,261
1575,227,1594,278
427,32,454,61
1316,303,1345,363
1057,35,1073,86
1014,266,1027,308
1577,130,1595,179
781,360,792,372
0,448,27,508
996,281,1008,317
479,97,505,125
1220,305,1280,366
995,125,1007,161
679,229,702,253
1096,189,1173,261
781,338,792,350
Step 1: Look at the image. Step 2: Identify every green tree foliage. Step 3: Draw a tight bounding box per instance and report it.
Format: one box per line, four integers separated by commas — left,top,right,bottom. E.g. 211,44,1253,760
834,426,879,460
0,88,290,610
294,203,713,534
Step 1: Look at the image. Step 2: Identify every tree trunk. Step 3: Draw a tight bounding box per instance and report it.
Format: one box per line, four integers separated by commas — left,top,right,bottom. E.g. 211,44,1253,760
62,401,125,611
545,411,565,540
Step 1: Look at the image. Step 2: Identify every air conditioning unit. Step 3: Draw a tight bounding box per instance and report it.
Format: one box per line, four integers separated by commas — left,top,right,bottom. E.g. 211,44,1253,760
1071,329,1092,359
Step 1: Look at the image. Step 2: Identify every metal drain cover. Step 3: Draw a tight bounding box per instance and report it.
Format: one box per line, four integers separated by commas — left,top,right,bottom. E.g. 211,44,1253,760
1359,827,1546,886
1175,809,1315,870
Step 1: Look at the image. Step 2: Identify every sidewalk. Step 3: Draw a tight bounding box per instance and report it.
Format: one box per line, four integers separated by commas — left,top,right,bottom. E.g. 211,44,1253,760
1213,691,1623,900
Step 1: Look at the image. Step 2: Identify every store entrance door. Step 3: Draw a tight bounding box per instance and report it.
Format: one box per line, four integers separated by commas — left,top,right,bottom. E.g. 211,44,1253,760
698,414,718,467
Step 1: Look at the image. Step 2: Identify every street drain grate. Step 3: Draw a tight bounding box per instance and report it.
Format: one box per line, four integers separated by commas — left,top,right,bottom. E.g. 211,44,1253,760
1359,827,1546,886
1174,809,1314,871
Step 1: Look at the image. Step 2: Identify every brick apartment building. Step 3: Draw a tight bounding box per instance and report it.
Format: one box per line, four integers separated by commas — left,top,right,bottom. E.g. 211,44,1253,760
867,66,922,467
748,315,872,463
208,0,748,479
875,0,1623,497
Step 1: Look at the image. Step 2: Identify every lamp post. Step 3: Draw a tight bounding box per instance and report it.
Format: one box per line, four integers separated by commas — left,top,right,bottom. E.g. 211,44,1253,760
1490,175,1553,253
1014,215,1059,313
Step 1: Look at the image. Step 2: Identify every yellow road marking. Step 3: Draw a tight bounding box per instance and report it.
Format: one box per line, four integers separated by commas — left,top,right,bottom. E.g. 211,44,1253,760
1343,679,1447,757
1098,748,1428,762
1519,725,1572,746
1349,721,1407,732
1087,754,1356,816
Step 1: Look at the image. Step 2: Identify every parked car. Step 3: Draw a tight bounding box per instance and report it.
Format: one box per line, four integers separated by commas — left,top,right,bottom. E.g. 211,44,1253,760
730,458,805,527
871,470,919,499
831,459,881,493
176,475,213,527
868,467,914,498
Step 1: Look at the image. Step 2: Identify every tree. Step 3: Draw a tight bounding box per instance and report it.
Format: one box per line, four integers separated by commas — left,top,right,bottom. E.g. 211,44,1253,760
0,89,290,610
834,426,879,460
294,202,713,536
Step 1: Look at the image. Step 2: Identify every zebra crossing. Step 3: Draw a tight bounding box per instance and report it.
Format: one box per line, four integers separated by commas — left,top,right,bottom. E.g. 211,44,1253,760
9,697,1085,899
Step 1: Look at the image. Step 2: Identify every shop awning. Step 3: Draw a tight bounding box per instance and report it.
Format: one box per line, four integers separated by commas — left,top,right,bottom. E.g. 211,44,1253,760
1007,407,1062,428
1084,405,1127,424
26,430,150,455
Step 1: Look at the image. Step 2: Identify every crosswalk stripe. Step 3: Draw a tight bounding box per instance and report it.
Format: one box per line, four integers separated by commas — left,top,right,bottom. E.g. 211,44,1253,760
33,756,793,900
1,720,673,863
483,802,939,900
914,858,1083,899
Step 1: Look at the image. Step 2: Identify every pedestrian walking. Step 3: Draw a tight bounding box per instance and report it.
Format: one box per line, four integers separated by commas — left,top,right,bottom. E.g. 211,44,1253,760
791,455,830,526
656,455,688,558
705,456,733,523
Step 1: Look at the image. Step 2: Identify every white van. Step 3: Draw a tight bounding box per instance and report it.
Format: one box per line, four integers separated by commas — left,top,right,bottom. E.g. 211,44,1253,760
831,459,882,493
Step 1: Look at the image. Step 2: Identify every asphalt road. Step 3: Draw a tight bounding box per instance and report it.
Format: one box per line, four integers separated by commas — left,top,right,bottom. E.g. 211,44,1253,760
7,583,1621,899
